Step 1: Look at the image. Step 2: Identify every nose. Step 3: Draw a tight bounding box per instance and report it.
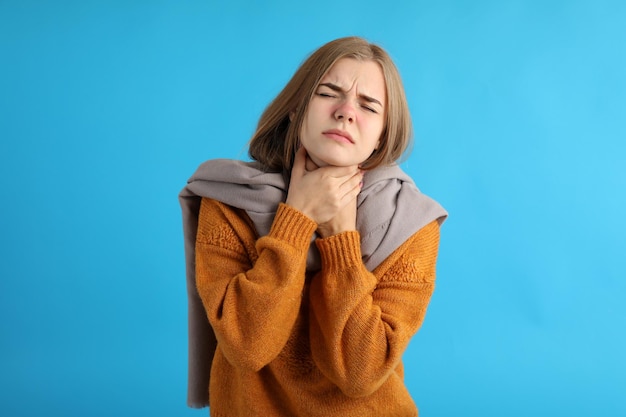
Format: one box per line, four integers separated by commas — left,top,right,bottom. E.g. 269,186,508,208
334,100,355,123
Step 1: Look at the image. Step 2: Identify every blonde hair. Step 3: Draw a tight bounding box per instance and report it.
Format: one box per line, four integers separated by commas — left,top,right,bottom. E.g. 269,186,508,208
248,36,413,171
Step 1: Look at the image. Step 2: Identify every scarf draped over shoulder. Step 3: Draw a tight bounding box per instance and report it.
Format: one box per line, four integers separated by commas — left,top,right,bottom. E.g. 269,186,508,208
179,159,447,408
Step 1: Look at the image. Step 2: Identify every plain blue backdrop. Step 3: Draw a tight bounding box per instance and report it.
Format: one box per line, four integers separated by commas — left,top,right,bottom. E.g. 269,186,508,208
1,1,624,416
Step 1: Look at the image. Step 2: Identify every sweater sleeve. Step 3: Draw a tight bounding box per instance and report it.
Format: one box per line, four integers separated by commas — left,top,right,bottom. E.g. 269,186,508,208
195,198,317,371
308,220,441,398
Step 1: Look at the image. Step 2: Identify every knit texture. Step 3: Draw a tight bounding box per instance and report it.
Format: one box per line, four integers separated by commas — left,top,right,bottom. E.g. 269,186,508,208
179,158,448,408
181,159,447,271
196,198,441,416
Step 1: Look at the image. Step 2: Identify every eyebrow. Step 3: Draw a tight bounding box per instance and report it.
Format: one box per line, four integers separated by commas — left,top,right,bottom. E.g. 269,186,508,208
318,82,383,107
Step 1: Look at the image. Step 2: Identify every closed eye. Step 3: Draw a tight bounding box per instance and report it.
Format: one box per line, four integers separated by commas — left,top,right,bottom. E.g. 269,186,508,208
362,105,377,113
318,82,383,113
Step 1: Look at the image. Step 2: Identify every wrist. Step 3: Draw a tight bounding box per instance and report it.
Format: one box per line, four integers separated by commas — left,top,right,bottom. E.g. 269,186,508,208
315,230,362,271
317,222,355,238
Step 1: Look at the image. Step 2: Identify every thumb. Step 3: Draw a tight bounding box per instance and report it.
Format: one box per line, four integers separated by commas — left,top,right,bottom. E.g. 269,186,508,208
291,146,307,176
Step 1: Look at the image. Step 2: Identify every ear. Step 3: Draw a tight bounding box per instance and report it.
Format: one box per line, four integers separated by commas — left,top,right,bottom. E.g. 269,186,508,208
289,111,295,121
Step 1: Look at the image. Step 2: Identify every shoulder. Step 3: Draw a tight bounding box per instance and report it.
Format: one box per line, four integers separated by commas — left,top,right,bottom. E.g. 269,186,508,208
405,219,440,253
374,220,441,282
199,198,253,225
197,198,257,248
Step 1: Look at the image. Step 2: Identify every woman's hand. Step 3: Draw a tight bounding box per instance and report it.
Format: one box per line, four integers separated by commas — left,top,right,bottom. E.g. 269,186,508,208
286,147,362,237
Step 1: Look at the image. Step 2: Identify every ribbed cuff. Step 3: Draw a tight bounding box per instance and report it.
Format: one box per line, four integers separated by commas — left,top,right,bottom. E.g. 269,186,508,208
268,203,318,248
315,231,362,271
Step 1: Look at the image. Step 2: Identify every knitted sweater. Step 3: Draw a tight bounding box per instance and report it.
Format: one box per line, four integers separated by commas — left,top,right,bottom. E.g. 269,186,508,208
195,198,441,416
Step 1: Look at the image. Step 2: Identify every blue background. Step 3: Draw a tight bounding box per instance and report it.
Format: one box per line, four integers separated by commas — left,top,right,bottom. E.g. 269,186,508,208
1,1,625,416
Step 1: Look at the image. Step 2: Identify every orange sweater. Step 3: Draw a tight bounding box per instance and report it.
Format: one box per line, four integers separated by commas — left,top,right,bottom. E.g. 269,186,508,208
195,198,441,417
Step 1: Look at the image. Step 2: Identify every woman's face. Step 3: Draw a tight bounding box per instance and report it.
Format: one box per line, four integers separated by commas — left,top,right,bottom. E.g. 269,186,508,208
299,58,386,168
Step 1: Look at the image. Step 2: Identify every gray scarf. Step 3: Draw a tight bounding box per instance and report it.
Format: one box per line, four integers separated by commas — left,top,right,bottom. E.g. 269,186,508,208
179,159,447,408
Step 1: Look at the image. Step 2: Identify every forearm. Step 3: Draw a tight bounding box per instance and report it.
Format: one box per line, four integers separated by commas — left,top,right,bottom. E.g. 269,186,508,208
196,201,317,371
309,223,439,397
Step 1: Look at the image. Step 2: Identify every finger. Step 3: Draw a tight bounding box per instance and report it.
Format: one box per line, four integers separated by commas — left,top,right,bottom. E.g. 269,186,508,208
341,174,364,205
337,169,363,199
342,169,364,189
291,146,307,176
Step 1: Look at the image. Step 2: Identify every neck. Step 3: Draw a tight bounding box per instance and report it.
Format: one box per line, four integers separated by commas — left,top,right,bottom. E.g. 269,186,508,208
305,156,322,171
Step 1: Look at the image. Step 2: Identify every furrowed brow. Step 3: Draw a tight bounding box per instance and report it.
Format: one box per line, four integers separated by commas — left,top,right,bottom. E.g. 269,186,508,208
360,94,382,107
318,82,382,107
319,82,344,93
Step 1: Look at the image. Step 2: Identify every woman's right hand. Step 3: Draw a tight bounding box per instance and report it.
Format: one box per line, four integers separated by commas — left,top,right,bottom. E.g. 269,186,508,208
285,147,363,235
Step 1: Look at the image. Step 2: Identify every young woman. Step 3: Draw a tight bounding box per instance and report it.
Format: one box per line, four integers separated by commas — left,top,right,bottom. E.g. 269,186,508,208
180,36,447,416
